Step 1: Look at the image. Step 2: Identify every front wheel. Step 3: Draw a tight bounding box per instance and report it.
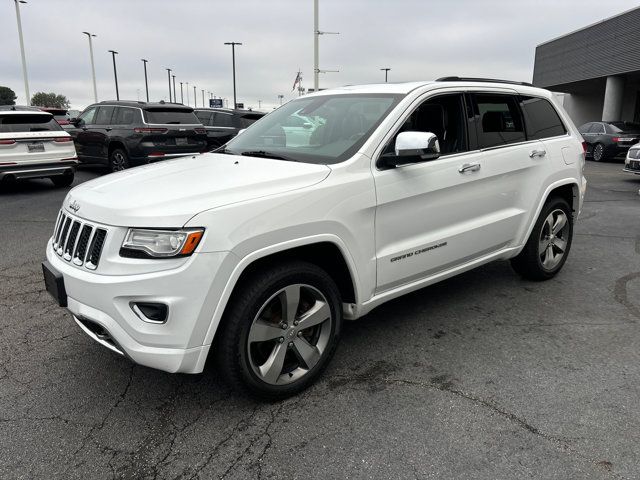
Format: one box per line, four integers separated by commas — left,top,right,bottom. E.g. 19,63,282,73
215,261,342,400
511,197,573,280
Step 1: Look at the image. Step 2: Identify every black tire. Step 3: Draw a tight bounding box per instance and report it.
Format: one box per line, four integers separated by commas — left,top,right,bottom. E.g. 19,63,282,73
511,196,573,281
215,261,342,400
109,148,129,172
592,143,605,162
51,174,74,187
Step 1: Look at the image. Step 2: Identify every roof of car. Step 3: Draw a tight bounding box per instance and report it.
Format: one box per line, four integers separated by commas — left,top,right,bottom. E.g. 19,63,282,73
93,100,194,110
0,105,53,115
194,107,264,115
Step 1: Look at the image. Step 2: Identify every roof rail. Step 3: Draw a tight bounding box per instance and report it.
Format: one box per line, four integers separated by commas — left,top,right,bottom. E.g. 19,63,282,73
435,76,533,87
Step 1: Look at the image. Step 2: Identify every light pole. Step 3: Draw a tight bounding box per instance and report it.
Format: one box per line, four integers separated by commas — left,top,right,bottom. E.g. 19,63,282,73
380,67,391,83
313,0,339,92
278,94,284,105
172,75,177,103
186,82,189,106
83,32,98,103
108,50,119,100
193,85,197,107
258,100,262,109
166,68,172,102
202,89,205,108
141,59,149,102
224,42,242,108
13,0,30,105
180,82,184,104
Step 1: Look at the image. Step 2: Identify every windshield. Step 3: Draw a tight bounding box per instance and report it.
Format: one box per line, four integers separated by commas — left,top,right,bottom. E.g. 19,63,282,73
608,121,640,133
224,94,403,164
0,114,62,132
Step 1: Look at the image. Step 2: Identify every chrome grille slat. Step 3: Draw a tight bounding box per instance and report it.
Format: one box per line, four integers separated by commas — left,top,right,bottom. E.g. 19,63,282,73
52,209,108,270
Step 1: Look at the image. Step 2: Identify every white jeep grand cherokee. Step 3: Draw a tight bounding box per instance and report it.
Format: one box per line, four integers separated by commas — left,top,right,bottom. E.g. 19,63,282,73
43,78,587,399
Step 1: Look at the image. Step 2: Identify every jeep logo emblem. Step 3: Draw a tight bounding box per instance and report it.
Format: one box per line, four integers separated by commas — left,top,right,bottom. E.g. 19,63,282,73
69,200,80,213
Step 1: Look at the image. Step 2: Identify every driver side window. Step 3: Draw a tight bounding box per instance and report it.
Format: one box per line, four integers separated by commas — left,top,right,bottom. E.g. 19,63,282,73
384,93,469,157
78,107,97,126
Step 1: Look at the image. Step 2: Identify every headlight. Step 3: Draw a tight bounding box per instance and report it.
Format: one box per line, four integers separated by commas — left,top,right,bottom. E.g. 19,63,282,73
121,228,204,258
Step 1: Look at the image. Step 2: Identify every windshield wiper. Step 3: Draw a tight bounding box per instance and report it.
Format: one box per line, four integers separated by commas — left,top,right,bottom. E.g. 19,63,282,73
240,150,297,162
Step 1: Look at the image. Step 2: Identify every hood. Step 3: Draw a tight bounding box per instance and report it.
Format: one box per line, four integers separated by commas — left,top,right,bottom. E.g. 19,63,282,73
65,153,331,227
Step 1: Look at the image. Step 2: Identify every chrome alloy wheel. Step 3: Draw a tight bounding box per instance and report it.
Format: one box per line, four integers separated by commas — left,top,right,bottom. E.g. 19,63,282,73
593,143,604,161
539,209,569,270
247,284,333,386
111,152,126,171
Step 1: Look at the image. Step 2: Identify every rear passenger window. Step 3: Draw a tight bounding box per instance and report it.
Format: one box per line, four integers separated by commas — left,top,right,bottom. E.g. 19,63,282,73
473,94,525,148
213,113,234,128
589,123,605,134
520,96,566,140
196,111,213,125
113,107,137,125
95,106,115,125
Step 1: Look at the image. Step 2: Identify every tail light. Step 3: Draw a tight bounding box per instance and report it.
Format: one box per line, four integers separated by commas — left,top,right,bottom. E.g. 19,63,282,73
0,139,16,145
134,127,168,134
581,141,587,165
53,137,73,143
147,152,166,157
194,128,206,134
612,137,620,143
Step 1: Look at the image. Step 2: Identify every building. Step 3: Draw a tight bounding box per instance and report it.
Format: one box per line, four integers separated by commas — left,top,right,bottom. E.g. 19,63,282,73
533,7,640,127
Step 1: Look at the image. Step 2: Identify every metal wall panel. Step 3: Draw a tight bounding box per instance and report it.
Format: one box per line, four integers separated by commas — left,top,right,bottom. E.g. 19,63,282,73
533,7,640,88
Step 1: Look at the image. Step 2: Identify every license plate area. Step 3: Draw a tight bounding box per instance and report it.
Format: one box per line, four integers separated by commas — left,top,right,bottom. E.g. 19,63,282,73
42,261,67,307
27,142,45,153
175,137,188,146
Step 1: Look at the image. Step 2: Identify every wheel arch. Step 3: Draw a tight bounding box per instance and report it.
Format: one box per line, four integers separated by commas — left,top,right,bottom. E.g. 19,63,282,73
107,140,127,158
201,235,361,348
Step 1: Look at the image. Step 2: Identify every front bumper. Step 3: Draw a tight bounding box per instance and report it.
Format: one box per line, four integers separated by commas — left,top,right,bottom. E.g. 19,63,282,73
46,240,231,373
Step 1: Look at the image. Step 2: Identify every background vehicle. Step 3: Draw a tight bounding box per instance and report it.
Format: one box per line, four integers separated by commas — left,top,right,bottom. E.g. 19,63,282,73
40,107,70,127
44,79,586,399
578,121,640,161
623,143,640,174
0,106,77,187
68,101,207,172
194,107,264,149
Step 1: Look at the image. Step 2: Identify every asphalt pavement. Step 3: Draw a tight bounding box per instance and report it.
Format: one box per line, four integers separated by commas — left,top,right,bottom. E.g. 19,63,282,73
1,161,639,479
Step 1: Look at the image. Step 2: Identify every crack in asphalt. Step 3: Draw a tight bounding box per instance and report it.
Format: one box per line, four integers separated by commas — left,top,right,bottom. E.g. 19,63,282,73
613,272,640,322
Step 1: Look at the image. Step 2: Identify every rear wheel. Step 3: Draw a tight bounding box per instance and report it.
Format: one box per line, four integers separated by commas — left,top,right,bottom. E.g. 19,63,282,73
51,174,74,187
511,197,573,280
109,148,129,172
215,261,342,400
592,143,605,162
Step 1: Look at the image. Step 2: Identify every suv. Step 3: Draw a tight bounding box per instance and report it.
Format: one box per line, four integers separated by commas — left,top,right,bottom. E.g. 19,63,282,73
194,108,264,149
578,121,640,162
68,101,207,172
0,106,77,187
43,78,586,399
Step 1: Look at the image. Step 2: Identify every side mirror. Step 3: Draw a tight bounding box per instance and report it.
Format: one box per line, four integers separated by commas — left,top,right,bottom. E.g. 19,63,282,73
302,122,313,129
380,131,440,168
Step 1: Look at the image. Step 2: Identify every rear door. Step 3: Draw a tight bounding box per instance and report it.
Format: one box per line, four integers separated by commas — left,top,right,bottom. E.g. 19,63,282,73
208,111,237,146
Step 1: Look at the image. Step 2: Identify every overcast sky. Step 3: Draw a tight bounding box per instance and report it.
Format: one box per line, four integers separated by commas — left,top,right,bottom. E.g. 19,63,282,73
1,0,638,111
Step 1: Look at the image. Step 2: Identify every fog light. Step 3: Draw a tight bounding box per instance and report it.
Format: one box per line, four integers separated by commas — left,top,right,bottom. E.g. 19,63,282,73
131,302,168,324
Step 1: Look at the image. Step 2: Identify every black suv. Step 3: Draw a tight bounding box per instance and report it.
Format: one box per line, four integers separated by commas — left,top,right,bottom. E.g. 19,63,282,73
68,101,207,171
578,121,640,161
193,108,265,149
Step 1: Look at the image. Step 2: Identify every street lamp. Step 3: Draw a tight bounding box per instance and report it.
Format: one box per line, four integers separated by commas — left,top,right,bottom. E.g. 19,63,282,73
108,50,119,100
380,67,391,83
172,75,177,104
193,85,197,107
202,89,204,108
166,68,172,102
224,42,242,108
13,0,30,105
83,32,98,103
186,82,189,106
278,94,284,105
313,0,339,92
141,59,149,102
180,82,184,104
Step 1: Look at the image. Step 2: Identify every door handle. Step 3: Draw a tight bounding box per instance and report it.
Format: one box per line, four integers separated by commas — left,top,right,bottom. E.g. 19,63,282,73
105,128,112,132
458,163,481,173
529,149,546,158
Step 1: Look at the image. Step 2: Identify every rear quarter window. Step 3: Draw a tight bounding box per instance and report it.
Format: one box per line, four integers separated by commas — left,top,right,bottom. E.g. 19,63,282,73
0,114,62,132
520,96,567,140
144,109,200,124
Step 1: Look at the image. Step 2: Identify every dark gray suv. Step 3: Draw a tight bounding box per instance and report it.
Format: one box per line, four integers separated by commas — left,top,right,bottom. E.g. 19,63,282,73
68,101,207,172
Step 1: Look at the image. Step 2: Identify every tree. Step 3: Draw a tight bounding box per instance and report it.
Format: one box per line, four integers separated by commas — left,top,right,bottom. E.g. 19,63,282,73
0,86,17,105
31,92,70,109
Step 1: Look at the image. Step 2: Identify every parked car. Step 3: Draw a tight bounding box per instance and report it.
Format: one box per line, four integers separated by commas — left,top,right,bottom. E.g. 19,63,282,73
623,143,640,175
578,121,640,161
0,106,77,187
67,101,207,172
194,107,264,149
40,107,71,127
44,78,586,399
